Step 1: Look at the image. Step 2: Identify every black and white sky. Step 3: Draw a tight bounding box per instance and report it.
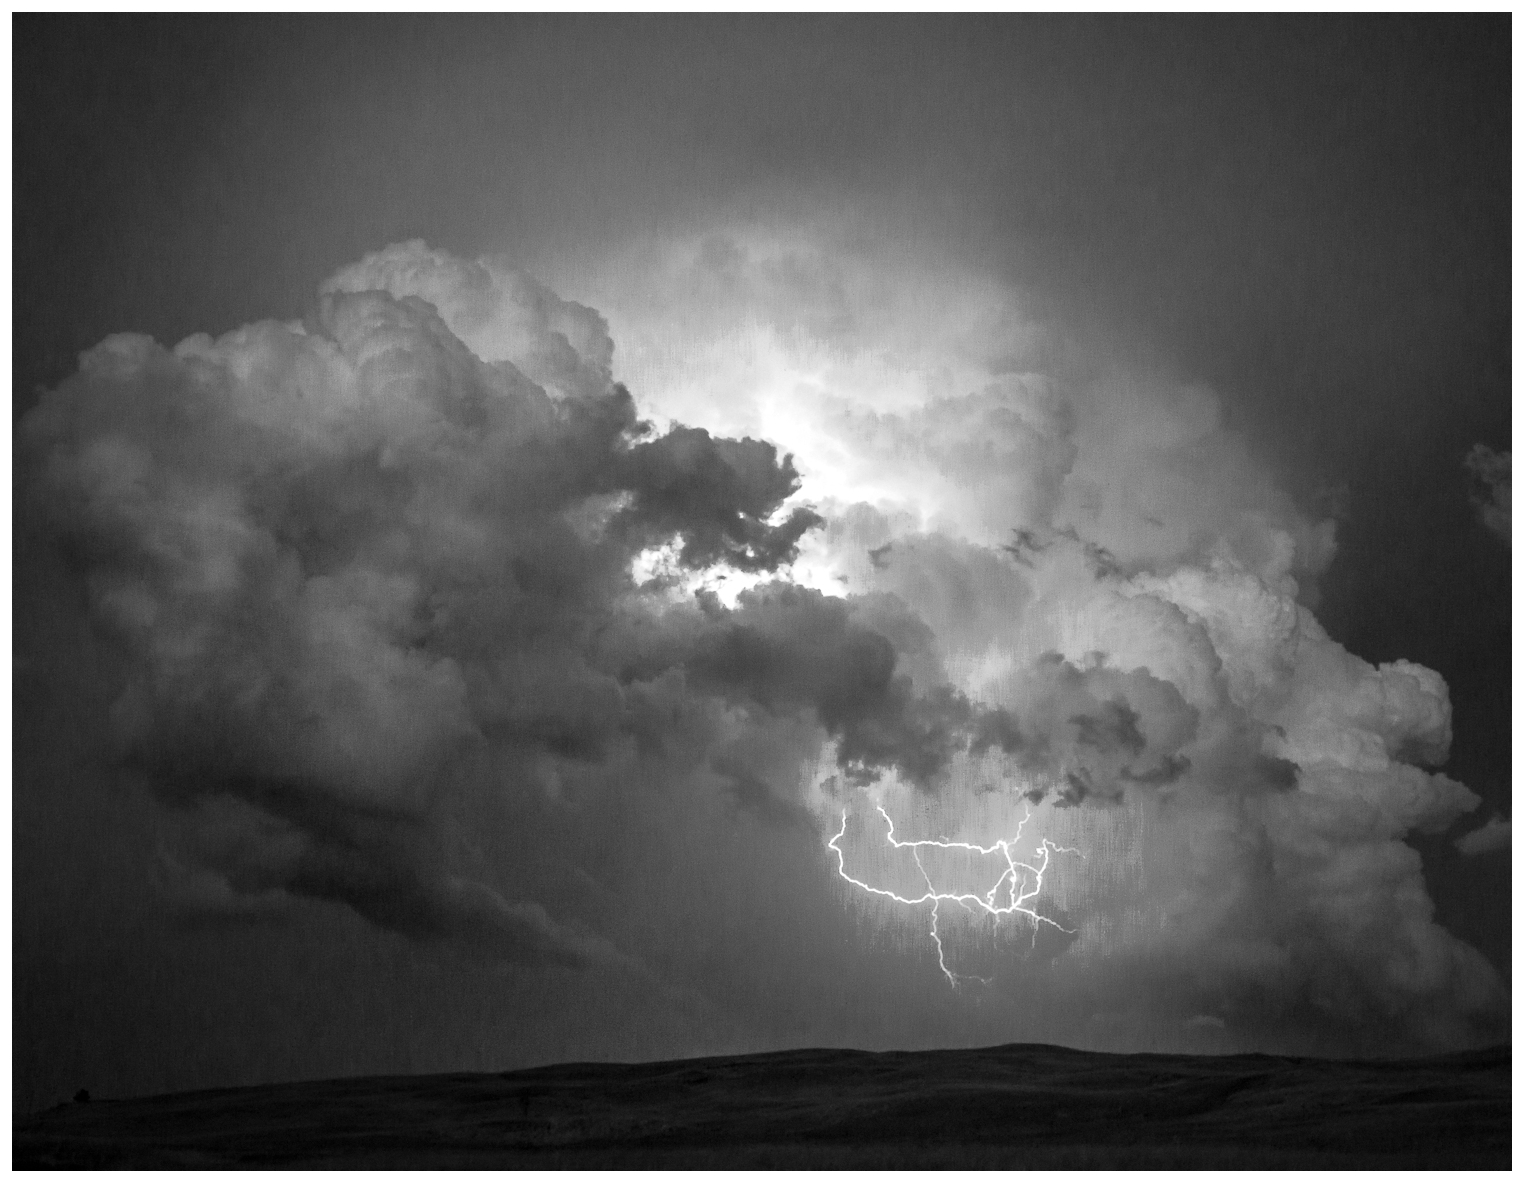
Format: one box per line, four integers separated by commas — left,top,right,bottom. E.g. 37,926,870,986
13,15,1512,1110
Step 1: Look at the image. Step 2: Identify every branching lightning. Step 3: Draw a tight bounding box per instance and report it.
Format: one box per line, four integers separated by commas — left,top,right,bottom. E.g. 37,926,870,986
829,803,1080,987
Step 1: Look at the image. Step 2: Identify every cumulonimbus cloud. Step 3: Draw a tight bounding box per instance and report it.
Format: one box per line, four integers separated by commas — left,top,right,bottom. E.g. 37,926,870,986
19,236,1506,1053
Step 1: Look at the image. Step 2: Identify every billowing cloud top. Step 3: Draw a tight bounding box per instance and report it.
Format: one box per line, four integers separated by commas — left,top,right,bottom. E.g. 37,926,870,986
18,237,1505,1055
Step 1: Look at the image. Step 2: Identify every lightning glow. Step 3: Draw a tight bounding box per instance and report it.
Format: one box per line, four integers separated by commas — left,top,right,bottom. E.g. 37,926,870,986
829,802,1080,987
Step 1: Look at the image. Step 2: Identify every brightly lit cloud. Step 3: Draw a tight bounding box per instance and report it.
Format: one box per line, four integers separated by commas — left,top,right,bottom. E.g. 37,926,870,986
564,225,1500,1045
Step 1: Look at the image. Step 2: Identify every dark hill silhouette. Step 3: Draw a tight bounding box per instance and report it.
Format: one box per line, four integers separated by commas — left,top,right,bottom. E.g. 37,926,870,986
15,1042,1509,1169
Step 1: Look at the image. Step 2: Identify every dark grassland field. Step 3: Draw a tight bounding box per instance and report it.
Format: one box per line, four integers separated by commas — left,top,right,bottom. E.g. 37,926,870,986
15,1041,1509,1169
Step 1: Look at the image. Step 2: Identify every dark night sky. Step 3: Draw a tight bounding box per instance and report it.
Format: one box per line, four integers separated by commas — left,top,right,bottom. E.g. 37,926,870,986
12,15,1511,1110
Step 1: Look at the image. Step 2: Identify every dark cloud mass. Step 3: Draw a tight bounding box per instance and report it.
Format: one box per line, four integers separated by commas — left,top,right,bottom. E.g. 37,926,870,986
12,17,1508,1111
18,275,832,967
16,254,1027,969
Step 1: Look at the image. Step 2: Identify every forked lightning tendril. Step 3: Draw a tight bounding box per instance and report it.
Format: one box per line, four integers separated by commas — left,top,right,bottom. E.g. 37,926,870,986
829,803,1080,986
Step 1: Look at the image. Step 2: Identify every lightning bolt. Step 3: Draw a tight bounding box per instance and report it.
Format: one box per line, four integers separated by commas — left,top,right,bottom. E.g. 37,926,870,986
829,802,1080,987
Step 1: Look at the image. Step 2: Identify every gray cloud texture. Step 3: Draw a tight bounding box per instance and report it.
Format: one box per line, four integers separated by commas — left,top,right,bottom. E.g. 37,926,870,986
20,267,825,969
19,238,1506,1055
1455,815,1511,857
1465,443,1510,545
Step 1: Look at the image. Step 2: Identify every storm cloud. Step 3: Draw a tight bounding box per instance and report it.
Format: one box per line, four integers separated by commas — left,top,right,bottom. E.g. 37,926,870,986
18,264,840,967
565,227,1505,1052
18,236,1506,1063
19,246,1035,970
